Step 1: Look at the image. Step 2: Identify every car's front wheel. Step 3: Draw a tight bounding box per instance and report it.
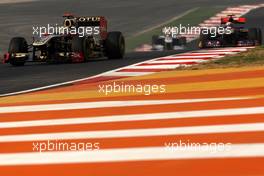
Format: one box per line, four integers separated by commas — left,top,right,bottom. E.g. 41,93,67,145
8,37,28,66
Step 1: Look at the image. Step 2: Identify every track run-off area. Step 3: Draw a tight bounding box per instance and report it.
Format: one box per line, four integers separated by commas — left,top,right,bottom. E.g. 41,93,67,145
0,46,264,175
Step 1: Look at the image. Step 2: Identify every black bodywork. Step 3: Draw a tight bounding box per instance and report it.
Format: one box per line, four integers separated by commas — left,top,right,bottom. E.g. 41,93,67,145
199,15,262,48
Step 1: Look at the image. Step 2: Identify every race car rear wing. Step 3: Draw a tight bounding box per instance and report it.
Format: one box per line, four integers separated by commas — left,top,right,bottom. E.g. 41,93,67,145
63,14,108,39
221,17,246,24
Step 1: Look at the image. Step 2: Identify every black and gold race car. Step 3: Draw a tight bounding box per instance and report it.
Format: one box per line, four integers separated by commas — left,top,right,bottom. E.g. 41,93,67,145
3,14,125,66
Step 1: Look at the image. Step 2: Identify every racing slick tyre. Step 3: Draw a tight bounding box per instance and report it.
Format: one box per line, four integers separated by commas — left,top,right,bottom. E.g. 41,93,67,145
105,31,125,59
256,28,262,45
198,33,209,48
152,35,159,45
71,36,92,61
152,35,165,46
248,28,261,46
8,37,28,66
165,42,173,50
72,36,84,53
177,37,187,46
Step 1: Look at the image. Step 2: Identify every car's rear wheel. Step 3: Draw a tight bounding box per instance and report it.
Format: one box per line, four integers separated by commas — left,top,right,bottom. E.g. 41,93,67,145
8,37,28,66
176,37,187,46
199,33,209,48
105,31,125,59
165,42,173,50
248,28,261,45
256,28,262,45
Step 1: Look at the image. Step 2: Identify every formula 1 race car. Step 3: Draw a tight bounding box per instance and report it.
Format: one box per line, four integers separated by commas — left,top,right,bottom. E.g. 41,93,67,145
3,14,125,66
152,34,186,50
199,15,262,48
152,26,186,50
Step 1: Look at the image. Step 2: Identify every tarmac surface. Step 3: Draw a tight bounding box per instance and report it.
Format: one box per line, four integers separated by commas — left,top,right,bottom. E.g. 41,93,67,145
0,0,263,94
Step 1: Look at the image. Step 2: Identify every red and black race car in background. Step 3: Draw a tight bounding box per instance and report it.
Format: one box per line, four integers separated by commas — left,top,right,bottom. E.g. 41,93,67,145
199,15,262,48
3,14,125,66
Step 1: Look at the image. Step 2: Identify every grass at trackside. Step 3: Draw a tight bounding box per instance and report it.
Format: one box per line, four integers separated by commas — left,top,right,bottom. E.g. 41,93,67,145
182,46,264,70
126,6,225,51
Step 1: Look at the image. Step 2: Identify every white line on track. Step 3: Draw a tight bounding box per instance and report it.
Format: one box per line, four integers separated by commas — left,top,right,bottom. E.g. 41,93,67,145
102,71,153,77
4,105,264,130
149,59,207,63
0,98,245,114
0,0,38,4
0,143,263,165
0,123,263,142
128,65,181,69
203,49,248,52
188,52,237,55
162,55,221,58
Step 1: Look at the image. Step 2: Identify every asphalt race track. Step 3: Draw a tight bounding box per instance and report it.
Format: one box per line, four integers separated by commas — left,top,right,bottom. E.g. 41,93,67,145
0,0,263,94
0,51,192,94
